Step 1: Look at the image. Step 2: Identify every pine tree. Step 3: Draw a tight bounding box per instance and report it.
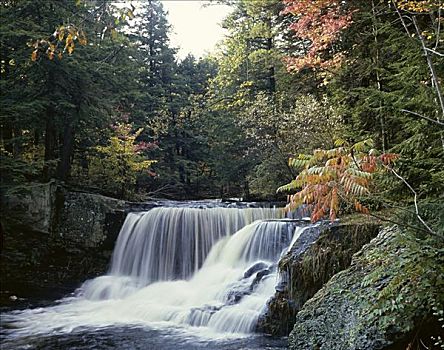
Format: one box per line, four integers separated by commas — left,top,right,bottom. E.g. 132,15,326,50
0,0,139,190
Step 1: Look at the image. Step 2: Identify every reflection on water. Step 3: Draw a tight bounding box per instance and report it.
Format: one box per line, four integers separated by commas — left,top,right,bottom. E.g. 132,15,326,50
0,325,287,350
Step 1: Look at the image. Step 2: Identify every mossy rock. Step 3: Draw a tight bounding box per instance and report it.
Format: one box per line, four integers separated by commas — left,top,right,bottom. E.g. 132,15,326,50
258,220,380,335
289,225,444,350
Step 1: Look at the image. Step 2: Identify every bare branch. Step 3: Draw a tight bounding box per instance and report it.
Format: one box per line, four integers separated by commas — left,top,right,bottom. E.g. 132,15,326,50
425,47,444,57
401,109,444,127
367,212,437,236
386,166,441,238
435,0,441,50
411,16,444,120
392,1,412,36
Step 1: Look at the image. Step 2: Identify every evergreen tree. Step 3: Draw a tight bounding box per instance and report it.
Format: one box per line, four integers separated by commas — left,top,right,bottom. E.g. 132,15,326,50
0,0,141,191
328,0,444,199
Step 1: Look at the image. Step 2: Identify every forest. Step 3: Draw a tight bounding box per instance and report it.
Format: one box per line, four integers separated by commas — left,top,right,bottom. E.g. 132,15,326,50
1,0,443,349
1,0,443,205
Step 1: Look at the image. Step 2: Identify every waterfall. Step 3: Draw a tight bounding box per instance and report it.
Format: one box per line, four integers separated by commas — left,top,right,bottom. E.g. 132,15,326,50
2,205,316,339
109,206,283,283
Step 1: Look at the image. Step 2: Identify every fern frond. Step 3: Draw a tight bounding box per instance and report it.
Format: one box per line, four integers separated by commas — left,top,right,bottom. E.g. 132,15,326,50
288,155,313,168
345,168,373,179
353,138,374,152
334,138,347,147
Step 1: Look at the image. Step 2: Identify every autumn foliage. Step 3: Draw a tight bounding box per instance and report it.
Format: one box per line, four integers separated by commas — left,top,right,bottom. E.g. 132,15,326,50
31,25,87,62
282,0,354,72
87,123,157,199
30,3,135,62
394,0,442,12
277,139,398,222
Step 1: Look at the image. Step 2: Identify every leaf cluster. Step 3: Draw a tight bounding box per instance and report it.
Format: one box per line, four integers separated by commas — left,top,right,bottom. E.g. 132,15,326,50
278,139,398,222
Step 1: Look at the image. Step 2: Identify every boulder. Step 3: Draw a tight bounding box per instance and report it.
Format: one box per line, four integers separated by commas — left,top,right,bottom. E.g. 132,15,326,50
289,225,444,350
1,183,129,307
257,221,380,335
57,191,126,249
1,181,58,234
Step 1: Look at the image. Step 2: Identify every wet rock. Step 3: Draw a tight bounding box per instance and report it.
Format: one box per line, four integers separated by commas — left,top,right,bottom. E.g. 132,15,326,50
244,262,269,279
1,181,58,234
288,226,444,350
225,288,250,304
257,221,380,336
1,184,130,306
57,191,126,248
251,269,271,289
275,280,287,293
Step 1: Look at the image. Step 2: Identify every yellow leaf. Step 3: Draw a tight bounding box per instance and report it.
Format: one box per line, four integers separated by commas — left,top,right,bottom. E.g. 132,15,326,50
31,50,38,61
66,33,73,45
58,27,65,41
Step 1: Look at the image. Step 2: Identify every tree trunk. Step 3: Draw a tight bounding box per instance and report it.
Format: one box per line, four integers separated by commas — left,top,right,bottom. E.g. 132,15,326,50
371,0,387,152
43,104,57,180
266,35,276,94
1,121,14,154
57,117,76,181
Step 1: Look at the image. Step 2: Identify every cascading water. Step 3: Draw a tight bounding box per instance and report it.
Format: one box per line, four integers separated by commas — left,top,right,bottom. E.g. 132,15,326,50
1,205,315,346
109,207,283,283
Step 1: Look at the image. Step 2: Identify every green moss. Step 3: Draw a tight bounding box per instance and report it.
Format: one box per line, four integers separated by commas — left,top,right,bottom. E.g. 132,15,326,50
289,225,444,350
284,223,380,304
259,222,380,336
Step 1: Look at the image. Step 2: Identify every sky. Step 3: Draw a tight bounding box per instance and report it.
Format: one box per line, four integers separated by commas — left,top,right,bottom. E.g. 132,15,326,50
160,1,232,59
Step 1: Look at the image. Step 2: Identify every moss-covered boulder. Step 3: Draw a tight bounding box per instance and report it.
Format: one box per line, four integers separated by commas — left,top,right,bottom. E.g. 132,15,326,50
257,221,380,335
289,225,444,350
1,184,129,308
57,190,127,249
1,181,58,234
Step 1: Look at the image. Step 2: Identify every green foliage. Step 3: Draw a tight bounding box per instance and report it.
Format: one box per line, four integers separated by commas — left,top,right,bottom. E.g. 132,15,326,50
86,123,155,200
240,93,343,197
2,0,443,205
357,225,444,347
278,139,398,221
327,0,444,199
0,150,40,195
1,0,138,187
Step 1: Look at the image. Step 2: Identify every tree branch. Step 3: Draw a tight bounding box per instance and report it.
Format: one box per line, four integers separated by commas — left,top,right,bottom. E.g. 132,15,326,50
367,212,436,236
392,1,412,36
425,47,444,57
411,16,444,121
401,109,444,127
434,0,441,50
386,165,440,238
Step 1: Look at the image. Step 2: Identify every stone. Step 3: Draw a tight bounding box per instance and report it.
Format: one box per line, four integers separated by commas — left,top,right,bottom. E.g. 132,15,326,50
1,180,58,234
57,191,126,248
243,261,269,279
257,221,380,336
288,225,444,350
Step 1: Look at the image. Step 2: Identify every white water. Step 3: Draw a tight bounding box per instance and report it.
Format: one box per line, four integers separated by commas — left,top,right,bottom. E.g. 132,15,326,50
108,207,283,284
3,207,312,340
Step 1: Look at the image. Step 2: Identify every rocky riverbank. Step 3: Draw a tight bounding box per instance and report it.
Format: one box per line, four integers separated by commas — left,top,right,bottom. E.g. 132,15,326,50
288,225,444,349
257,220,381,335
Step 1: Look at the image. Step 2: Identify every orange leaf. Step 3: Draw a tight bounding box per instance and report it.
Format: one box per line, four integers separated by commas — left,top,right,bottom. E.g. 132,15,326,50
31,50,38,61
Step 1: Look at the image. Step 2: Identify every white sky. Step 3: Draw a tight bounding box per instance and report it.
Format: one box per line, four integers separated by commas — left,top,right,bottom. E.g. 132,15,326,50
160,1,232,59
